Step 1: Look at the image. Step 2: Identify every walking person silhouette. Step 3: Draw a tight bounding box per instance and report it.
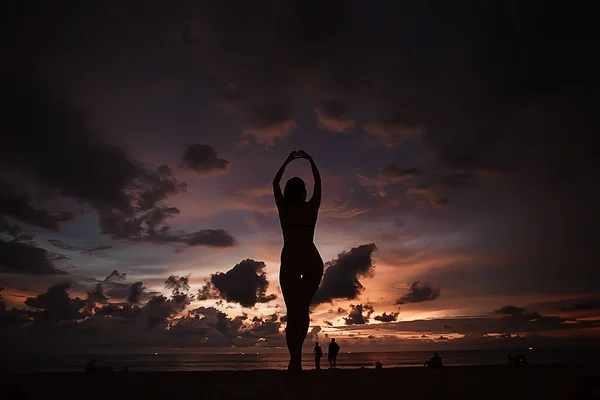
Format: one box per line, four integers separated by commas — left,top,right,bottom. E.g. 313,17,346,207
314,342,323,370
328,338,340,368
273,150,324,372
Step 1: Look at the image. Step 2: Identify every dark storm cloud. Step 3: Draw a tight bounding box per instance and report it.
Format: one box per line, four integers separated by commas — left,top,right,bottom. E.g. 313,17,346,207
344,304,374,325
24,281,87,323
167,309,284,348
83,270,155,305
494,306,526,317
312,244,377,306
396,281,441,305
5,283,598,353
85,283,108,305
0,190,74,231
165,275,190,295
127,281,146,304
1,71,237,247
180,144,230,175
1,279,286,352
561,299,600,312
105,270,126,281
47,239,112,256
198,259,278,307
143,274,193,328
493,305,568,327
94,303,142,321
83,282,108,312
314,100,356,133
144,293,191,328
0,217,22,237
82,289,190,330
250,314,282,336
142,229,236,248
340,305,600,336
0,238,68,275
11,1,598,172
216,84,296,145
524,297,600,315
1,74,189,241
374,312,399,322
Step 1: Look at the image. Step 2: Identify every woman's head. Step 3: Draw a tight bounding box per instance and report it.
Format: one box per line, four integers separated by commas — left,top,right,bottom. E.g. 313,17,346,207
283,176,307,203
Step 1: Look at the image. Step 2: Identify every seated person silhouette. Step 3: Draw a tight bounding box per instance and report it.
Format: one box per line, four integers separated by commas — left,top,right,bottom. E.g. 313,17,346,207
424,352,444,369
273,150,324,372
508,354,529,366
84,358,113,373
85,358,96,373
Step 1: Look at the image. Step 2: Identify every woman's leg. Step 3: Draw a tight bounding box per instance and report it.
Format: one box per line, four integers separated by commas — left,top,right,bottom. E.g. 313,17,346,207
280,266,303,369
293,257,324,364
280,251,323,371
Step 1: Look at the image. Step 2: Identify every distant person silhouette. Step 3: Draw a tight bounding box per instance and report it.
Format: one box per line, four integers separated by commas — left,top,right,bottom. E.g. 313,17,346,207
84,358,113,373
424,352,444,369
328,338,340,368
85,358,96,373
375,361,383,369
273,150,324,372
508,354,529,366
314,342,323,370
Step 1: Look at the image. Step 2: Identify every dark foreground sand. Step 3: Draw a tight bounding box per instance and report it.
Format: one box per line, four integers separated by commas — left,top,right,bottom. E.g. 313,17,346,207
1,365,598,400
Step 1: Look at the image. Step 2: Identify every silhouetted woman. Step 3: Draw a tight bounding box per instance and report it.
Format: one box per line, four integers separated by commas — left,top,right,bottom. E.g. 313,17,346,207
273,150,324,372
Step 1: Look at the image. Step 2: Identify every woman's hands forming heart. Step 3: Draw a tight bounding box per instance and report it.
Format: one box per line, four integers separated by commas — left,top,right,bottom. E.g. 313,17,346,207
286,150,312,162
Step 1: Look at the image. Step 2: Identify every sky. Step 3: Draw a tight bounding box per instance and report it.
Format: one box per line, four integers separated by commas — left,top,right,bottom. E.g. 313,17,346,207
1,0,599,355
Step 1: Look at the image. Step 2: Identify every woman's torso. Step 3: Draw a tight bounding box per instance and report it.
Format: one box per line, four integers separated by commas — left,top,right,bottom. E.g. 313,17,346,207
278,201,319,251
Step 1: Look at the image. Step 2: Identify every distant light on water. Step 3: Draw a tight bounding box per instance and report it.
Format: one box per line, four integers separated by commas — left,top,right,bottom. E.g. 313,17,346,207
529,347,533,350
155,352,158,356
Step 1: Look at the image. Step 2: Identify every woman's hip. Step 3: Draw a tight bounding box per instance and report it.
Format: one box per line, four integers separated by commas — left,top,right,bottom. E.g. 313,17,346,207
281,244,322,262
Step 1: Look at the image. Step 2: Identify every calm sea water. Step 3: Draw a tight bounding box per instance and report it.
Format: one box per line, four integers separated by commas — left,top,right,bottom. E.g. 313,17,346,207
2,349,598,373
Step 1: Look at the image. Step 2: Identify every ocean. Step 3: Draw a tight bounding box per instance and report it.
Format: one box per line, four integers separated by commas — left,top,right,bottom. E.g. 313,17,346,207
2,349,598,373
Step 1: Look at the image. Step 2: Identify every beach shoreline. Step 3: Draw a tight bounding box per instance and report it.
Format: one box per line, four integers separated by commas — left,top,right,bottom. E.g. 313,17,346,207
2,364,598,399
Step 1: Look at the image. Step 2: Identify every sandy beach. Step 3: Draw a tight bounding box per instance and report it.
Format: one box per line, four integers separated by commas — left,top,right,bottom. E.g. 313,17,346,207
1,364,598,400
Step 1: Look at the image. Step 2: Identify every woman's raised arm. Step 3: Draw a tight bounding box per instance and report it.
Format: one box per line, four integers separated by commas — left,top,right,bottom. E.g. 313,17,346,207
299,150,321,209
273,151,297,208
